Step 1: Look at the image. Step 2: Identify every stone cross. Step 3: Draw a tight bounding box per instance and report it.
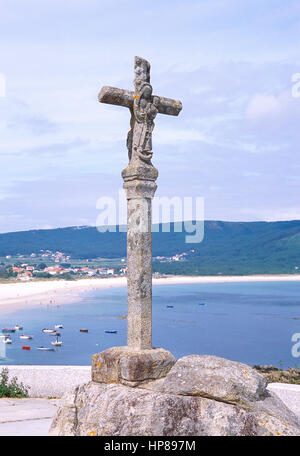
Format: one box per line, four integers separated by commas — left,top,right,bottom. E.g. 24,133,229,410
98,56,182,350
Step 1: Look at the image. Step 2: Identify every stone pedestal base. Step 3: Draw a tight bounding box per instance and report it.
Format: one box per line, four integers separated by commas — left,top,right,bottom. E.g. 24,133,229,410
50,355,300,436
92,346,176,387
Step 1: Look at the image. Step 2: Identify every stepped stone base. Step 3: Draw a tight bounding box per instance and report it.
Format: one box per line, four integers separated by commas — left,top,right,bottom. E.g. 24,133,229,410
92,346,176,387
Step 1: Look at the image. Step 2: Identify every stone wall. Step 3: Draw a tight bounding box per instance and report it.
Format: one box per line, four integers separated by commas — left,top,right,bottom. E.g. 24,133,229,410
0,365,90,398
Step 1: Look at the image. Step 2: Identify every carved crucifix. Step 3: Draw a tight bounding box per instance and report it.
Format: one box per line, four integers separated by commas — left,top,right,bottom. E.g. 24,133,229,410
98,56,182,350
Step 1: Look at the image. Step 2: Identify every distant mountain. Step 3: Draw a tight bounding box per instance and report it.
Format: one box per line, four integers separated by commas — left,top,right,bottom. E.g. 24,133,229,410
0,220,300,275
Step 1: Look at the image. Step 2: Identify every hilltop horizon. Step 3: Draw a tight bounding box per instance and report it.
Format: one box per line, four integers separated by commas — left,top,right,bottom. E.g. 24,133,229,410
1,220,300,276
1,217,300,235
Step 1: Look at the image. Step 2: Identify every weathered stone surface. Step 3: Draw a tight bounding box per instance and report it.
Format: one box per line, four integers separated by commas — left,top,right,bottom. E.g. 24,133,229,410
98,57,182,351
98,86,182,116
51,354,300,436
92,346,176,386
155,355,267,407
126,194,153,350
122,166,158,185
49,388,79,436
49,381,300,436
121,57,159,350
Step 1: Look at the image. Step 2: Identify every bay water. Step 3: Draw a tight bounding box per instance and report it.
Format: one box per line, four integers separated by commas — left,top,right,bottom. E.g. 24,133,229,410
1,281,300,369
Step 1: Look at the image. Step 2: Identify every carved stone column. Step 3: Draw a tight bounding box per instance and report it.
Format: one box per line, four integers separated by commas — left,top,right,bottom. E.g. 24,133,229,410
122,165,158,350
91,56,181,386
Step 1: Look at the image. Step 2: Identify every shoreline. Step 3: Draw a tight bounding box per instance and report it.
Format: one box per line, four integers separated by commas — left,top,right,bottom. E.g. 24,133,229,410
1,274,300,314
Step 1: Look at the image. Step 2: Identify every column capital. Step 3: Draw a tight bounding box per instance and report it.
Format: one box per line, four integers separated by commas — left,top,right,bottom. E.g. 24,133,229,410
122,161,158,182
122,161,158,199
123,179,157,199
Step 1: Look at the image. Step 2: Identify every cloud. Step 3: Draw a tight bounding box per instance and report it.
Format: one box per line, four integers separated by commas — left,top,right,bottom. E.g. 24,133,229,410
0,1,299,230
155,128,211,145
0,172,122,233
240,207,300,222
245,94,281,120
7,113,57,135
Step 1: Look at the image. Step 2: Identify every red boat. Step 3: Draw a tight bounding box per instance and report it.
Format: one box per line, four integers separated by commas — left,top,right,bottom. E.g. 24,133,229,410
22,346,31,350
80,329,88,333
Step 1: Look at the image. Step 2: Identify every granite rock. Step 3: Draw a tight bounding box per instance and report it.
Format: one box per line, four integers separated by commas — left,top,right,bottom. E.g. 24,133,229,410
50,354,300,436
49,381,300,436
92,346,176,386
154,355,267,407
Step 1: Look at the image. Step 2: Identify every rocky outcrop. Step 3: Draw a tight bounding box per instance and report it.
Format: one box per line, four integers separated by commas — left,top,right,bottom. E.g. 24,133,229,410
49,354,300,436
149,355,267,407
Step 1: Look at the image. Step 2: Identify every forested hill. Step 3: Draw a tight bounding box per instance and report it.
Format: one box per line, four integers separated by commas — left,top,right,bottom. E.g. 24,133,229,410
0,220,300,275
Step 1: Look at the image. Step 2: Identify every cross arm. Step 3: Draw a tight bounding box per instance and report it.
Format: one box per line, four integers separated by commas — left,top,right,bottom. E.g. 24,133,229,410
98,86,134,110
98,85,182,116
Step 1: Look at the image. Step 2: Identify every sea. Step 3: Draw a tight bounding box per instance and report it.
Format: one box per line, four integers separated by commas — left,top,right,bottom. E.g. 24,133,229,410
1,281,300,369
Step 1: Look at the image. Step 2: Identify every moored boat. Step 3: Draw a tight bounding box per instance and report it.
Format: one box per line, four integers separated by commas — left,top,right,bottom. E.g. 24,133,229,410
14,325,23,330
105,330,118,334
80,329,88,332
37,346,55,351
42,329,56,333
54,324,63,329
2,328,16,333
51,333,62,347
3,336,12,344
51,338,62,347
22,346,31,350
20,334,33,340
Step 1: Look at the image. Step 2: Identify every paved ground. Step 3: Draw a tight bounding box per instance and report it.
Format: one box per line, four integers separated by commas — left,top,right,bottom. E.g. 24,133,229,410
0,398,60,436
1,383,300,436
267,383,300,417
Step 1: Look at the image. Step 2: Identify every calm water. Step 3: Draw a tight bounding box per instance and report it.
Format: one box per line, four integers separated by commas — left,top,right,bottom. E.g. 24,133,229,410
1,281,300,369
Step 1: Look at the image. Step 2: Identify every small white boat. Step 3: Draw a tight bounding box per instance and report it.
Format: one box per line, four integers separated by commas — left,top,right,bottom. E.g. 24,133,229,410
42,329,56,333
54,324,63,329
51,340,62,347
51,334,62,346
20,334,33,340
37,346,55,351
3,337,12,344
14,324,23,330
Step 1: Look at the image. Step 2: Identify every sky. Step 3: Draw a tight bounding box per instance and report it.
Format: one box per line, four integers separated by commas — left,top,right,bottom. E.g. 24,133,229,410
0,0,300,232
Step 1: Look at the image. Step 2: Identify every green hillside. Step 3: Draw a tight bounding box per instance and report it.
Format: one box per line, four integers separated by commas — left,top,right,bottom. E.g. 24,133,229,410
0,220,300,275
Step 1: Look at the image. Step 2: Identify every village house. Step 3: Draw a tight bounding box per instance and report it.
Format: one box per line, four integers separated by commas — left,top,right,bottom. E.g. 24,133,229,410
44,267,64,275
17,270,33,281
12,266,24,274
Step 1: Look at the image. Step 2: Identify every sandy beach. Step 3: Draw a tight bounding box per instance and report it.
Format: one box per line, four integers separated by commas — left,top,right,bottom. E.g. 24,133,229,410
1,274,300,314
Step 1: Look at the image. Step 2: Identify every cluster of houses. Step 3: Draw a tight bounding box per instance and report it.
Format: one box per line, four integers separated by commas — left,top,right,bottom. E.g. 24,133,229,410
154,250,195,263
12,265,128,281
7,250,71,264
3,251,128,281
12,265,35,280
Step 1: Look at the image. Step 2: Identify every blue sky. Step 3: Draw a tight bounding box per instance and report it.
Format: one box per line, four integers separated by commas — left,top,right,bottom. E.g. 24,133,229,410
0,0,299,232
